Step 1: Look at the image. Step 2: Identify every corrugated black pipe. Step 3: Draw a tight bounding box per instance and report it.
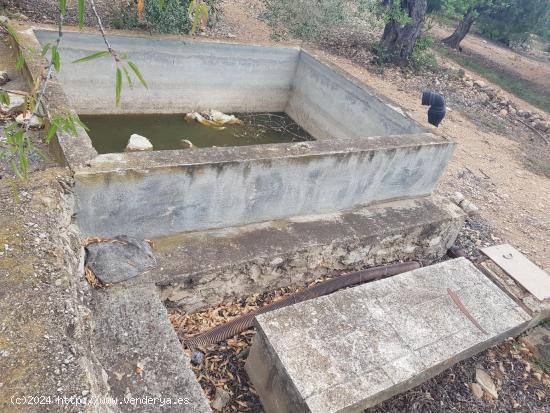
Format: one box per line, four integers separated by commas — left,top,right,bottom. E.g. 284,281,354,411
422,91,446,127
183,261,421,348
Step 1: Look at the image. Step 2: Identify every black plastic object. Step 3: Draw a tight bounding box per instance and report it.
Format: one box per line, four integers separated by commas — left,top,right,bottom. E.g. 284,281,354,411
422,91,446,127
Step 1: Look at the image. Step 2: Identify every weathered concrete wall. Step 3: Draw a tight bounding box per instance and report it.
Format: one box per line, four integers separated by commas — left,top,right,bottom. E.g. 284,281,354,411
74,135,454,238
35,30,299,115
286,51,425,139
154,196,466,311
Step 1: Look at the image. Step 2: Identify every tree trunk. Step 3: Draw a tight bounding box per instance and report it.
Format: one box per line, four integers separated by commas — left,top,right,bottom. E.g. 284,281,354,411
380,0,428,66
443,8,476,49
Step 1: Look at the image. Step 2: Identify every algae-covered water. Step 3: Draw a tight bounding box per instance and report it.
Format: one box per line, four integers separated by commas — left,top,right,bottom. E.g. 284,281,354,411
80,112,313,154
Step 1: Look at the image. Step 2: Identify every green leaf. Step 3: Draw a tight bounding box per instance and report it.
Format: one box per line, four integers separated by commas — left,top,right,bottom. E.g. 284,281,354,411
73,115,89,131
122,65,133,88
47,123,59,142
16,50,25,71
2,22,19,41
0,91,10,106
72,50,110,64
115,67,122,105
127,61,147,88
52,46,61,72
78,0,85,29
41,43,51,57
60,0,67,16
10,160,22,179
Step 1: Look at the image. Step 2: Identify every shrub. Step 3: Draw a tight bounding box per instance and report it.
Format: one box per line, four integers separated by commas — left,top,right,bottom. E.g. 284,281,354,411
261,0,371,41
110,0,221,33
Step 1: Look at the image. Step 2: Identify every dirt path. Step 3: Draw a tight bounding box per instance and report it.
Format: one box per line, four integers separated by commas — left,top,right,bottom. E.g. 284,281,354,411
431,24,550,92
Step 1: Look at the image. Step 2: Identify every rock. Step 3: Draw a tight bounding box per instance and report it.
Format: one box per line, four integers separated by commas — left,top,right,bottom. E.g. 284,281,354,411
211,388,231,411
538,121,550,132
16,112,44,129
478,92,489,103
0,71,9,86
508,106,517,115
517,109,527,117
464,80,474,87
474,80,487,88
0,16,8,24
0,92,25,114
85,235,157,284
180,139,195,149
125,134,153,152
470,382,484,399
190,351,204,365
499,109,508,117
476,368,498,399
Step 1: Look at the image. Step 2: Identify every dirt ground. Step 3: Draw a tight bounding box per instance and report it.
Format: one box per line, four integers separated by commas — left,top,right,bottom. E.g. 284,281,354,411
431,24,550,92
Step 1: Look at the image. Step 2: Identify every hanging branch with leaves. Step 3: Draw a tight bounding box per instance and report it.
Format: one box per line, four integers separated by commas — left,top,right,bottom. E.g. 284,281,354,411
0,0,148,177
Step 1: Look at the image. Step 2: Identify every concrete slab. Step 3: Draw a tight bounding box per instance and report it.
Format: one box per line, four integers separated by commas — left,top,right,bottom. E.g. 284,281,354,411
246,258,531,413
90,285,211,412
482,243,550,301
153,196,466,311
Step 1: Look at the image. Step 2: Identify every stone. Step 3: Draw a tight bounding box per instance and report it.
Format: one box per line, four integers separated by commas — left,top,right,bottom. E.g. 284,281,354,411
85,235,157,284
474,80,487,88
508,107,516,116
211,387,231,411
125,134,153,152
0,92,25,114
538,121,550,132
470,382,484,399
0,15,8,24
246,258,529,412
191,351,204,365
464,80,474,87
520,326,550,363
476,368,498,399
16,112,44,129
499,109,508,117
180,139,196,149
0,71,9,86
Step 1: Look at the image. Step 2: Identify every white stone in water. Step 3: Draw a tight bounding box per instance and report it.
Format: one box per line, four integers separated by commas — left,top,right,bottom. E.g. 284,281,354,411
125,134,153,152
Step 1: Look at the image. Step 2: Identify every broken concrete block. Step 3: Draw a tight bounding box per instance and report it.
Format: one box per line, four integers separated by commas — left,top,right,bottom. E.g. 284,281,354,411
246,258,530,413
125,133,153,152
85,235,156,284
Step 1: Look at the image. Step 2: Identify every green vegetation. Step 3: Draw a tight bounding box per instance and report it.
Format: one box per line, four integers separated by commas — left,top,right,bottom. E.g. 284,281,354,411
111,0,219,33
438,46,550,112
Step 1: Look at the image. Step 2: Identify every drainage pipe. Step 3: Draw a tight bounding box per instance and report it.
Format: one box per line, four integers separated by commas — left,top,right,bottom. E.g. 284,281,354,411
183,261,421,348
422,91,446,127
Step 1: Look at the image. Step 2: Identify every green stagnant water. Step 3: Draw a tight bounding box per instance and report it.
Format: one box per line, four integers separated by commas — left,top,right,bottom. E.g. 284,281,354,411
80,112,313,154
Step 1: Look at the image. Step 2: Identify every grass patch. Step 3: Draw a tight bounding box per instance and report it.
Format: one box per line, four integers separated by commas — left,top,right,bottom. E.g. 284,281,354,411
437,46,550,112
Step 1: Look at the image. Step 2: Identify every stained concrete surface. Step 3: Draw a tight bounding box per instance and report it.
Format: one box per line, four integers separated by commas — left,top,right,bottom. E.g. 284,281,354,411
153,195,466,311
90,285,211,412
246,258,531,413
74,134,454,238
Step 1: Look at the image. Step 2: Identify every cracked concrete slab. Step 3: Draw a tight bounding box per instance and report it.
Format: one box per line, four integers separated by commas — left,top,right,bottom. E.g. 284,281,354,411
246,258,531,413
90,285,211,412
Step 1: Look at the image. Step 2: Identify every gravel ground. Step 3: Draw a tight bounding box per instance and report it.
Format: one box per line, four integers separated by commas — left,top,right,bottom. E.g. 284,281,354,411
0,0,115,27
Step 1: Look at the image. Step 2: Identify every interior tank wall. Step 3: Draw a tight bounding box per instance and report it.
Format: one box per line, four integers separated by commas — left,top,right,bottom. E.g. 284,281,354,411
35,31,300,115
285,52,426,140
